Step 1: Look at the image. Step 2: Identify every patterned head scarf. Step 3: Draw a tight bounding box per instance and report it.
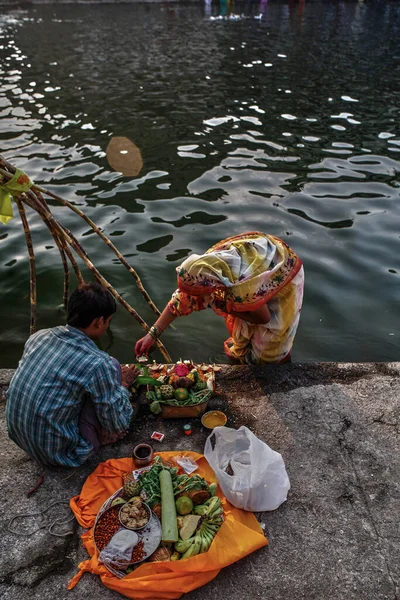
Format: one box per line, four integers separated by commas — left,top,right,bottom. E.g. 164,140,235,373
176,232,302,312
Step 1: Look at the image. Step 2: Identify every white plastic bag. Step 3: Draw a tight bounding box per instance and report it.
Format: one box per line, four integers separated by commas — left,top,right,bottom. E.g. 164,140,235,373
99,529,138,567
204,426,290,511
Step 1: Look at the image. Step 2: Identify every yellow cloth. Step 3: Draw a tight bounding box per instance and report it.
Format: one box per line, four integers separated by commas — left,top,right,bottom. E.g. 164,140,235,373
168,232,304,363
68,452,268,599
0,168,33,224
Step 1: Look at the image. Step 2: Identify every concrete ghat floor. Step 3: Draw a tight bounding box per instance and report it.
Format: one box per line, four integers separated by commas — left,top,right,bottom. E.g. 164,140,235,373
0,363,399,600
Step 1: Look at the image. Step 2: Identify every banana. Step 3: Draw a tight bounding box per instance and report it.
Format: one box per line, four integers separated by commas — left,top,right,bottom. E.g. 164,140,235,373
205,528,216,544
208,516,224,526
204,497,221,513
181,536,201,559
179,538,196,559
204,523,219,534
209,506,223,518
199,533,211,554
203,535,214,553
193,505,208,516
175,537,195,554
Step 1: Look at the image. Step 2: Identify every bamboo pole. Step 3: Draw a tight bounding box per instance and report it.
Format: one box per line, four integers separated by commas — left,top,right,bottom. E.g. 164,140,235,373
15,198,36,335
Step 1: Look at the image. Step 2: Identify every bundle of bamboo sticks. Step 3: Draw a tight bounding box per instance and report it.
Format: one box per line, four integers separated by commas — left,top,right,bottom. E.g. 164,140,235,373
0,154,172,363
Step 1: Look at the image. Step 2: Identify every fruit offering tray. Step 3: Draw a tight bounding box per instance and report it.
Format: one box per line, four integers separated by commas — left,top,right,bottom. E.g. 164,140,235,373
93,457,225,578
146,361,219,419
93,488,162,578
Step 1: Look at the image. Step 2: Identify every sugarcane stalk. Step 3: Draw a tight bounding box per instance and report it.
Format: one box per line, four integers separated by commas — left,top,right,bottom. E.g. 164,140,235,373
0,157,161,317
32,188,85,287
23,188,85,290
15,198,36,335
55,222,172,363
29,206,172,362
57,237,70,310
24,189,170,360
62,223,171,360
25,188,71,308
36,186,161,317
0,158,172,361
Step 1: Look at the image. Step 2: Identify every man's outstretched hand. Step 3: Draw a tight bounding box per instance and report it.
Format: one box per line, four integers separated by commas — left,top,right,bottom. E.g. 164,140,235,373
121,364,140,389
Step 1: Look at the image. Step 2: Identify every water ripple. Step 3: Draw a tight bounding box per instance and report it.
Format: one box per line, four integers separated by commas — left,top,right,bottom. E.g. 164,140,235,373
1,2,400,364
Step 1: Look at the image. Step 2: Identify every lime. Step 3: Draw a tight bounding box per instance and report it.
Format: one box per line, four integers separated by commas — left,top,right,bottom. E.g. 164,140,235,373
176,496,194,516
174,387,189,402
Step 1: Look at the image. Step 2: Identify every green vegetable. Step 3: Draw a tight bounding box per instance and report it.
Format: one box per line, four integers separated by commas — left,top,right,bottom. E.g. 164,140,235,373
155,387,163,401
170,467,179,480
193,504,208,516
209,483,218,497
150,401,162,415
139,458,213,511
146,390,157,402
136,375,162,387
134,364,148,376
190,369,199,382
111,497,126,507
194,380,207,391
139,456,165,506
159,469,179,543
175,496,193,516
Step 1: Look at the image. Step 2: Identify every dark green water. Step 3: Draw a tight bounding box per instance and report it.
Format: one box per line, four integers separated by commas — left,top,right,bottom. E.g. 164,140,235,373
1,1,400,367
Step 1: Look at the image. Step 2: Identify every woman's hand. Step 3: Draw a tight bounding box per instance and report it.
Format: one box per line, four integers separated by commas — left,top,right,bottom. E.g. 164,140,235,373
135,333,156,358
134,306,178,359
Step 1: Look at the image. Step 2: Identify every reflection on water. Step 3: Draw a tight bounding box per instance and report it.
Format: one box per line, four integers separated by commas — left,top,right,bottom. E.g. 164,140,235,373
0,1,400,366
106,137,143,177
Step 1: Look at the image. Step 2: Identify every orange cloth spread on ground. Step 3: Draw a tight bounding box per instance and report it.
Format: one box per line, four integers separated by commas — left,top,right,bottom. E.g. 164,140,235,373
68,451,268,599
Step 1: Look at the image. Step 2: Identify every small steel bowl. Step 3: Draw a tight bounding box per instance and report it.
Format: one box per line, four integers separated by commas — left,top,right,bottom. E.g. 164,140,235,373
119,500,151,531
201,410,228,429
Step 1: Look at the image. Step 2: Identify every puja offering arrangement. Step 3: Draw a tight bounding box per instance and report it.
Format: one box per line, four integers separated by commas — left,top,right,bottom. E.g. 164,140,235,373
143,360,219,417
93,456,223,578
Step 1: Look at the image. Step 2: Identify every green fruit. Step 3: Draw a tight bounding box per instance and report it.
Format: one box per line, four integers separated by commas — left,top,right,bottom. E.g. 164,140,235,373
174,387,189,402
123,480,141,499
150,400,162,415
160,384,175,399
194,380,207,391
175,537,194,554
209,483,218,497
193,505,208,516
111,497,126,507
181,536,201,559
175,496,194,516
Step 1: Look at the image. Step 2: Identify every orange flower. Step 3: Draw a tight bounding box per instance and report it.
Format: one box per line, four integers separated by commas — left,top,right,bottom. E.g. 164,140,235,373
17,174,30,186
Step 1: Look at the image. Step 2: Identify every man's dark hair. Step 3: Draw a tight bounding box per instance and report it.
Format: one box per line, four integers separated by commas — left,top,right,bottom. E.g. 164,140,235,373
67,283,116,328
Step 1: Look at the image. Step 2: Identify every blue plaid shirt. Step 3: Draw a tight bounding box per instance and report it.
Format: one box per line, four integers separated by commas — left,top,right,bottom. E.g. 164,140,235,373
6,325,132,467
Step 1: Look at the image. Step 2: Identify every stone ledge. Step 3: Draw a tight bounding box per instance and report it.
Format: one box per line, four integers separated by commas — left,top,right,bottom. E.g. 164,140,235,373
0,363,399,599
